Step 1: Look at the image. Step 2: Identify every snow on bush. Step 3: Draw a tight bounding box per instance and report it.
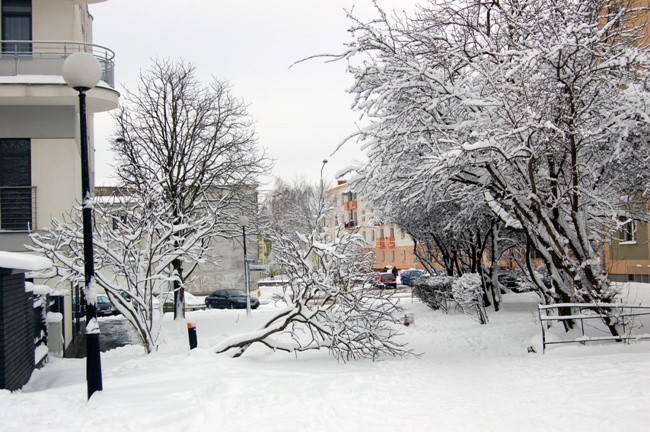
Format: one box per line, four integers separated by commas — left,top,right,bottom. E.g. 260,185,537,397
452,274,488,324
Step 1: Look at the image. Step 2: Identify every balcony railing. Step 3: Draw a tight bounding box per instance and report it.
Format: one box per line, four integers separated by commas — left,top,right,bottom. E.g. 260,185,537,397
376,237,396,248
0,40,114,87
0,186,36,231
343,200,357,211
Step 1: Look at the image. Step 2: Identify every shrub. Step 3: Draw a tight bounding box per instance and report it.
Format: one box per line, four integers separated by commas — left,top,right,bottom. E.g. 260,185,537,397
413,276,456,313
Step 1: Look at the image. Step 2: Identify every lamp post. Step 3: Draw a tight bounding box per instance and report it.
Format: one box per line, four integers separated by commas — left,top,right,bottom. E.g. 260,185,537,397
62,52,103,400
320,159,328,192
238,215,252,317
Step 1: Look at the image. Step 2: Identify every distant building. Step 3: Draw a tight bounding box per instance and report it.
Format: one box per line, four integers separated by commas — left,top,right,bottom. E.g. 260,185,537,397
94,186,260,295
326,179,421,272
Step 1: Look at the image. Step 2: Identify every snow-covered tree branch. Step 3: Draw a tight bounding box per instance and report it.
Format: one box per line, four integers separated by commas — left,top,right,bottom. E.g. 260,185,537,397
215,184,412,361
30,190,217,353
339,0,650,336
112,59,270,319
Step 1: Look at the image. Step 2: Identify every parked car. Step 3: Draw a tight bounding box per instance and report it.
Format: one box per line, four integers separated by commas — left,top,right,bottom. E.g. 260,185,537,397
400,269,425,286
96,294,117,316
373,272,397,289
205,289,260,309
497,272,519,288
161,291,206,313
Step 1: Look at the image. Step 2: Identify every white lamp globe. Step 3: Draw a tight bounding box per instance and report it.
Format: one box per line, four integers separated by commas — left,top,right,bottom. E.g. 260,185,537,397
62,52,102,90
238,215,250,227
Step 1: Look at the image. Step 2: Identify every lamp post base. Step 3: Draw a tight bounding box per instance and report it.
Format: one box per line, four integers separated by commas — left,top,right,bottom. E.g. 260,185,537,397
86,332,103,399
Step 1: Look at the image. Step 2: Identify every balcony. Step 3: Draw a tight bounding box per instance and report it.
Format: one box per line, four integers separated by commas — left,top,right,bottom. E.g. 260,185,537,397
0,40,115,87
376,237,396,248
0,186,36,232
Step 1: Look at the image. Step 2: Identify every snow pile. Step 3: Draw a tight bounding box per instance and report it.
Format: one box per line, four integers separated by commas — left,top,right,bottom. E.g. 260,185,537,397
0,284,648,431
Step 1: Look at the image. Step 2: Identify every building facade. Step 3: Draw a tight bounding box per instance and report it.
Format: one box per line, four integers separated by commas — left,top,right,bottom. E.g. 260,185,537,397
327,180,421,272
605,201,650,283
600,2,650,283
0,0,118,252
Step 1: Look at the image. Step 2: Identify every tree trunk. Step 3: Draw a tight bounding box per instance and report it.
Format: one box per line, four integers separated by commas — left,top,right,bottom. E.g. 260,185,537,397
172,257,185,320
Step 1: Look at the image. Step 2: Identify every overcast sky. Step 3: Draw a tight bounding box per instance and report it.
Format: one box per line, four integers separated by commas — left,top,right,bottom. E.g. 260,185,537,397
91,0,419,190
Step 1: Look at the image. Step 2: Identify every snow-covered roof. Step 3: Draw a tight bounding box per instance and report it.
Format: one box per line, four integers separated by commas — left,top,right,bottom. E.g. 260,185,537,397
0,251,52,272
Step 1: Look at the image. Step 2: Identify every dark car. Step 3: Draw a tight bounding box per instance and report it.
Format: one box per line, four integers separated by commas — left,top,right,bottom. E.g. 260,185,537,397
205,289,260,310
497,272,518,288
373,272,397,289
400,269,424,286
96,294,117,316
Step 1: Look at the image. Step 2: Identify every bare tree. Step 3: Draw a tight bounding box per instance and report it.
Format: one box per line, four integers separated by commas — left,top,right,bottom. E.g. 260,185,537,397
112,59,270,319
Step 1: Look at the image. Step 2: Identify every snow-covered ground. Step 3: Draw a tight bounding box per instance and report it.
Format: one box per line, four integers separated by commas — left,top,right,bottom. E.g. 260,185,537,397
1,284,649,432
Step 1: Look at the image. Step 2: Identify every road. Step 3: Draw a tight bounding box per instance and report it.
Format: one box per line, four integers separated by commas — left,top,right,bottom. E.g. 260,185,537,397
98,317,140,352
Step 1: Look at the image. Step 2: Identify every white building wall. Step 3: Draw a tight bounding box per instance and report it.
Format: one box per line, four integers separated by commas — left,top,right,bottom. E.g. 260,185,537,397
31,138,80,229
32,0,76,40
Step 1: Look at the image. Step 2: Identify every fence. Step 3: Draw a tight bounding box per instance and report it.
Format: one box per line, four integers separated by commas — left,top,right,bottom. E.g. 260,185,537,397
538,302,650,353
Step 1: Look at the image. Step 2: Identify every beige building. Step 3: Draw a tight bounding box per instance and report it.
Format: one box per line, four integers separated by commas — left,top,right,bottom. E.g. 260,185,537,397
600,2,650,283
0,0,118,252
605,201,650,283
327,180,421,272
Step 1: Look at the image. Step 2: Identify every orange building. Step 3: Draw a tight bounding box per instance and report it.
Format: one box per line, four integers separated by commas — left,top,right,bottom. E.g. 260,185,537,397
326,180,421,272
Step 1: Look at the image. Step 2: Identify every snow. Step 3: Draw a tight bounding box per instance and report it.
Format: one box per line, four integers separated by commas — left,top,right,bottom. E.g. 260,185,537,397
0,75,112,89
1,284,649,431
0,251,52,272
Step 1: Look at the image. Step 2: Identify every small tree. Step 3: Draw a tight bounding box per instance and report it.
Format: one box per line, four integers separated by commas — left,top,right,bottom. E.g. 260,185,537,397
30,189,216,353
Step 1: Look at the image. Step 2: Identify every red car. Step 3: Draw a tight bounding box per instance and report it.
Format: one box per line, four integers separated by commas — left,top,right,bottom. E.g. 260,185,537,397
374,272,397,289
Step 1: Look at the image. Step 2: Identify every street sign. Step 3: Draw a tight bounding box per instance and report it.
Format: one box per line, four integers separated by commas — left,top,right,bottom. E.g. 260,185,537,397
248,263,269,272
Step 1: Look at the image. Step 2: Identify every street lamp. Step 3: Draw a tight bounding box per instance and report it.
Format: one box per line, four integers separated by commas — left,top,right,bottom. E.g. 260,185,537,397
238,215,252,317
319,159,328,200
62,52,103,400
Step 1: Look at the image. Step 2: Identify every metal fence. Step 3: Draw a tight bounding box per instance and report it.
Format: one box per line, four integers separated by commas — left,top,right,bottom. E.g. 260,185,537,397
0,40,115,87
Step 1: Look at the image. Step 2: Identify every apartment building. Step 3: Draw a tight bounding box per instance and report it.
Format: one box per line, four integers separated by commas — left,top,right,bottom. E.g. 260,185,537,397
600,1,650,283
327,180,421,272
0,0,118,252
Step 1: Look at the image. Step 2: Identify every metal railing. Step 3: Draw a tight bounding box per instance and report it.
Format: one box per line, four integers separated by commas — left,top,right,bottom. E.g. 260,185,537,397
0,186,36,231
0,40,115,87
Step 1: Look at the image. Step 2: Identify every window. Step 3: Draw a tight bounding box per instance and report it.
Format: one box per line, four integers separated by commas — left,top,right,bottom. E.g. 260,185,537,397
620,219,637,243
112,214,128,230
371,230,375,241
2,0,32,53
390,250,395,262
389,227,395,238
401,250,406,262
0,139,32,230
400,229,405,240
